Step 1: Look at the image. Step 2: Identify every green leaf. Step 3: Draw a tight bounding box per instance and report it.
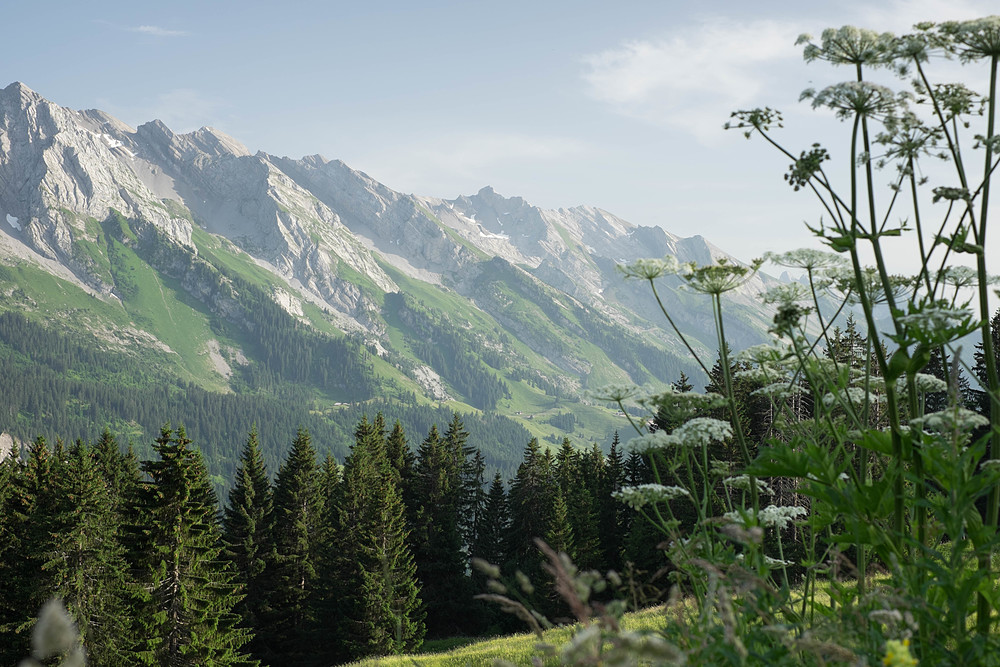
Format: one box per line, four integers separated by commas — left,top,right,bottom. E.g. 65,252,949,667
856,429,894,456
886,347,910,382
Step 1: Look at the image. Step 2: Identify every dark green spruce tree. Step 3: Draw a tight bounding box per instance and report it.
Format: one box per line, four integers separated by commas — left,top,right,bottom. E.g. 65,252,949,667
134,426,253,666
0,437,57,664
332,415,424,659
43,440,133,664
222,426,274,664
412,416,475,636
598,432,628,572
264,427,323,663
506,438,557,609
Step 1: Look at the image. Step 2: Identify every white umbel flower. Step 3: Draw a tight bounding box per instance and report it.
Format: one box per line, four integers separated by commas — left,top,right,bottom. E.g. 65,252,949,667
674,417,733,447
613,484,690,510
910,407,989,432
724,475,774,495
626,430,679,453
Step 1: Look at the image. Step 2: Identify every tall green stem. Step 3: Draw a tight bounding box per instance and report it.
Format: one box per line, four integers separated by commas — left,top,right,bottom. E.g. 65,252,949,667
976,52,999,637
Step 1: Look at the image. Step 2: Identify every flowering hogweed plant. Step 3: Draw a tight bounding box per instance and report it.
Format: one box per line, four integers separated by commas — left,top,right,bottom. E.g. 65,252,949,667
481,13,1000,667
572,13,1000,667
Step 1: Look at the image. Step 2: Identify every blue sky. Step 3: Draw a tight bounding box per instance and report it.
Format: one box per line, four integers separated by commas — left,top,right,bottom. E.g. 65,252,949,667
2,0,996,267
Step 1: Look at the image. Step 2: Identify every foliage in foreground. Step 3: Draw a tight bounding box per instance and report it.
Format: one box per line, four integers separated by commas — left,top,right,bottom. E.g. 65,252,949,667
466,14,1000,667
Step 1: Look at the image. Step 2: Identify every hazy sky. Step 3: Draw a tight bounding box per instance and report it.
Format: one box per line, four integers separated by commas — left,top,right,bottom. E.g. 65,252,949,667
2,0,997,267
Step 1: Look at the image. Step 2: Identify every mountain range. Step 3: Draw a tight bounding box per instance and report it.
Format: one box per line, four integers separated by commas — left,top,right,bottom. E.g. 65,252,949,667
0,81,781,475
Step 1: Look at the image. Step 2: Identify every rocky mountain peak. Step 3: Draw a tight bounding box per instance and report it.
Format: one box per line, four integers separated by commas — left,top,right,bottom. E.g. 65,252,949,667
183,126,251,158
136,119,175,145
2,81,42,105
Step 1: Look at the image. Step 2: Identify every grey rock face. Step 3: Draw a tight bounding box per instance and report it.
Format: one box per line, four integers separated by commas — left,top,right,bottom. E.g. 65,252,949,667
0,82,779,390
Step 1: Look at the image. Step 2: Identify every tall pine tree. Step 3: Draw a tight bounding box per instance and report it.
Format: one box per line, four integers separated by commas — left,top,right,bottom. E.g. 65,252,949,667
332,415,424,659
134,426,253,666
222,426,274,664
265,427,323,662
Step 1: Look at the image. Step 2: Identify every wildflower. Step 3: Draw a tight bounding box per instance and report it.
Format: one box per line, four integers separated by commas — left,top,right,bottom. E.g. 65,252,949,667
613,484,690,510
674,417,733,447
852,376,887,394
590,382,640,403
760,282,811,307
618,256,682,280
823,386,873,408
869,609,905,626
709,459,732,477
638,388,727,418
759,504,808,529
896,303,974,331
765,248,847,272
681,257,763,295
725,107,783,138
912,373,947,394
877,111,944,163
798,25,895,65
724,475,773,495
910,407,989,432
752,381,805,399
625,430,680,453
936,265,997,288
940,16,1000,61
824,265,913,305
736,343,792,366
737,366,782,384
882,638,918,666
802,81,900,120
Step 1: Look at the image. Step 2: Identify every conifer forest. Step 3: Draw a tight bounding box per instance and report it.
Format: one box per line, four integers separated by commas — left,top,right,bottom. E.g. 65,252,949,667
3,311,998,665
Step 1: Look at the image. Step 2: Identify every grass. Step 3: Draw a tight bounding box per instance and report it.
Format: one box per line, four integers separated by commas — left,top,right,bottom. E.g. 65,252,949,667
345,606,667,667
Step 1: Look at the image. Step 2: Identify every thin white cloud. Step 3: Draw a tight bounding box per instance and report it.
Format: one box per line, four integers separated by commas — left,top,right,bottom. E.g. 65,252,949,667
99,88,224,133
854,0,995,31
416,132,588,171
129,25,190,37
581,19,808,143
348,131,591,199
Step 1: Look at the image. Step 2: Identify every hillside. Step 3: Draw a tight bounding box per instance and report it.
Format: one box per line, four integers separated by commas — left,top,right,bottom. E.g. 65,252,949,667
0,81,782,476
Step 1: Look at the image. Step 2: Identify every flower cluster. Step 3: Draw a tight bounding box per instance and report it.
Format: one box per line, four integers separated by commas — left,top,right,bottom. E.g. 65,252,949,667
618,256,682,280
680,258,763,295
673,417,733,447
765,248,847,272
723,475,774,495
822,386,873,408
896,302,975,332
912,373,948,394
760,282,811,307
613,484,690,510
940,16,1000,61
910,407,989,433
798,25,895,65
638,388,726,422
803,81,900,120
936,265,997,288
759,504,808,529
589,382,640,403
625,430,679,454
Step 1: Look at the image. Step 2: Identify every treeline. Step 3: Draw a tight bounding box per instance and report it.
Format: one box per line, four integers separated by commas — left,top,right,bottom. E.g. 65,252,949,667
0,416,657,666
0,310,536,484
476,257,700,384
126,215,378,398
385,292,510,410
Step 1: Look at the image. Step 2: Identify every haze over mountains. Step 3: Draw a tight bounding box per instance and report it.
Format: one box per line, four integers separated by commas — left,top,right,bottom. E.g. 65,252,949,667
0,81,781,468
